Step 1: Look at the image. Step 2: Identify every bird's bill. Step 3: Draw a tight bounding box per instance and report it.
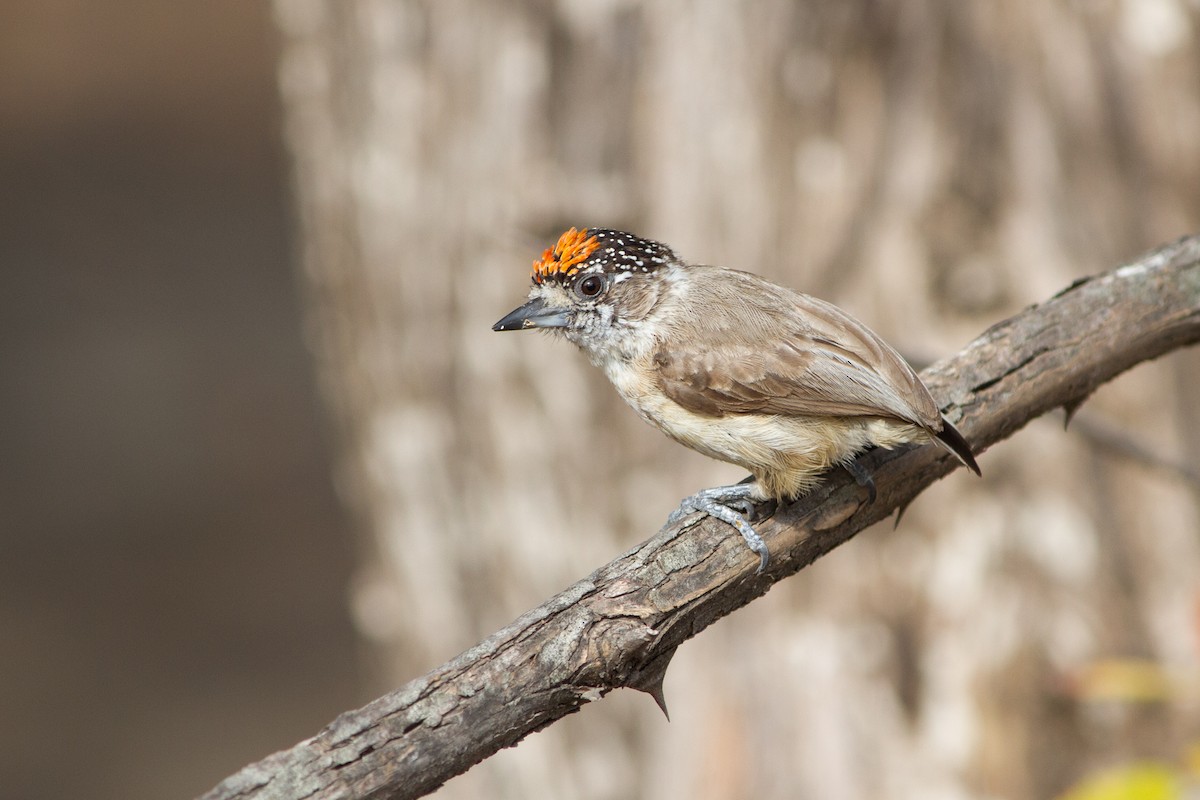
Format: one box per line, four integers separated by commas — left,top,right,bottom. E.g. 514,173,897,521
492,297,570,331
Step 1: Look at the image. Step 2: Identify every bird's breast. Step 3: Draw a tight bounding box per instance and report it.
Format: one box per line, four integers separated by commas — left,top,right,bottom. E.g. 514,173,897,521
598,352,788,467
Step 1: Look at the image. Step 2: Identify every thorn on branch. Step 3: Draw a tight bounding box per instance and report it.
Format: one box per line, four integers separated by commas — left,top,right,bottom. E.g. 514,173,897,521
1062,397,1087,429
625,646,677,720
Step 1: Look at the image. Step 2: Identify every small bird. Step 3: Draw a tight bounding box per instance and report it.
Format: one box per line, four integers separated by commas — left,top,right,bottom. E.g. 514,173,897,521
494,227,980,572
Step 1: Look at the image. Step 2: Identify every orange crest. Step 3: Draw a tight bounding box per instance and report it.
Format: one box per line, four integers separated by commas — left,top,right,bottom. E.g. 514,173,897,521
532,227,599,284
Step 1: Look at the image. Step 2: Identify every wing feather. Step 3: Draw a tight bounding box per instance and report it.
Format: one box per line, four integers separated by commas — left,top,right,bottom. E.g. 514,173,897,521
653,268,942,429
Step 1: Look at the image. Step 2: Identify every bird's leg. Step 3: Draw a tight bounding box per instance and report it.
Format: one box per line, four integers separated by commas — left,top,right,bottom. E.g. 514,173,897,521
842,458,877,503
667,483,769,573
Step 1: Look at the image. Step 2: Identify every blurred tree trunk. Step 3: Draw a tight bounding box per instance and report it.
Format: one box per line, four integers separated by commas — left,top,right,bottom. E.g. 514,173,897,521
272,1,1200,798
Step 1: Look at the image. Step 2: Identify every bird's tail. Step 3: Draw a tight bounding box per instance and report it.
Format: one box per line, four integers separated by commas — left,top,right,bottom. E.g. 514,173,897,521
933,419,981,476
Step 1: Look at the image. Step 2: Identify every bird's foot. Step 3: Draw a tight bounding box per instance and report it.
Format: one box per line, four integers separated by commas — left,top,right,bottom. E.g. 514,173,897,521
842,458,877,503
667,483,769,573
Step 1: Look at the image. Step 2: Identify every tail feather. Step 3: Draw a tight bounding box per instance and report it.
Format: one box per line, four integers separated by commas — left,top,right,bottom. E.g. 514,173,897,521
934,419,981,476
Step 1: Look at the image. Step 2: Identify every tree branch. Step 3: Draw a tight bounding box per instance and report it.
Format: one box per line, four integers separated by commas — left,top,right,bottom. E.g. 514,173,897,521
200,235,1200,800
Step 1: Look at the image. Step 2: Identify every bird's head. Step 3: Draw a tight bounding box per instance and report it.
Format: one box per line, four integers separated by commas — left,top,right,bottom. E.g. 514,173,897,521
493,227,678,357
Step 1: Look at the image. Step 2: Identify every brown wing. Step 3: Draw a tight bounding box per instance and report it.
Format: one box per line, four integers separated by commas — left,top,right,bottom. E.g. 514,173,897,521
654,268,942,429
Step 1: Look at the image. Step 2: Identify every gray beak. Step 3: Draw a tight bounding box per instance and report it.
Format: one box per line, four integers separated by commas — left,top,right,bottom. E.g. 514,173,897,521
492,297,570,331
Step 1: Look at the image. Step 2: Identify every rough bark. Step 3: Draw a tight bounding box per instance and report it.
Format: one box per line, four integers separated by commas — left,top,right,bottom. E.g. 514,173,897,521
201,236,1200,800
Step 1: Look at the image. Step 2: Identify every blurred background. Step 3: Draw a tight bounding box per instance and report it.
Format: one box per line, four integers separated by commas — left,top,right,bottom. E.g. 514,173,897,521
0,3,360,799
3,2,1200,799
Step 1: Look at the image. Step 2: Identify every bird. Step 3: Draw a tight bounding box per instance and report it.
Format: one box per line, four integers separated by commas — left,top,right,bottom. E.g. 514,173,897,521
493,227,980,572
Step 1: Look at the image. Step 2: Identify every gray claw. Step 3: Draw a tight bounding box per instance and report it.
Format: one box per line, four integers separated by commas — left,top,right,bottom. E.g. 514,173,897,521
669,484,769,573
843,458,877,503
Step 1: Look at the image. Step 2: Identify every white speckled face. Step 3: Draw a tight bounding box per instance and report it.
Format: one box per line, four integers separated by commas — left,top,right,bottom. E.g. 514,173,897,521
525,228,679,362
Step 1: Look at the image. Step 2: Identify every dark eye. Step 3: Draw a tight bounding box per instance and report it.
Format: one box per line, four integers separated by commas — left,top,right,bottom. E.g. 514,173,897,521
575,274,605,299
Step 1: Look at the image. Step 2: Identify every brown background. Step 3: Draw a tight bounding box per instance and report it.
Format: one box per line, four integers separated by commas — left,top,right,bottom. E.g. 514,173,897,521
3,2,1200,800
0,4,360,799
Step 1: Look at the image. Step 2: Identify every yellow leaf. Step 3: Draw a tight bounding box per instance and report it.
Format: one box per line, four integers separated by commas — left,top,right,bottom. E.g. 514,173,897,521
1057,763,1179,800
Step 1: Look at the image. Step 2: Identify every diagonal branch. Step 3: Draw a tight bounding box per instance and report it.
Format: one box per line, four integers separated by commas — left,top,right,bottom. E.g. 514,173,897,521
200,235,1200,800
